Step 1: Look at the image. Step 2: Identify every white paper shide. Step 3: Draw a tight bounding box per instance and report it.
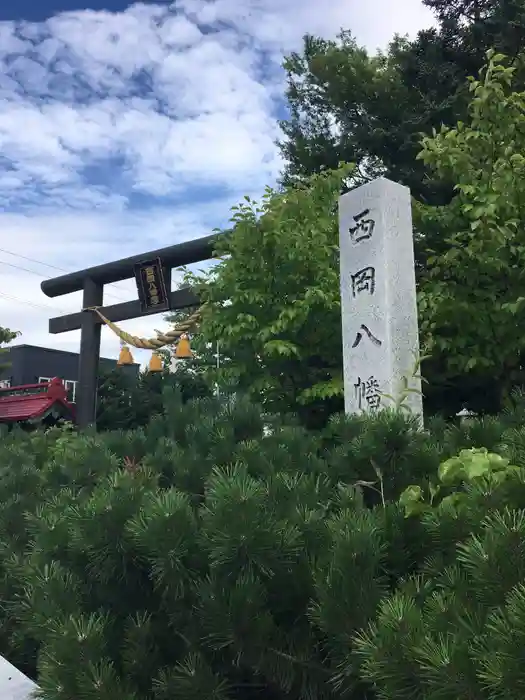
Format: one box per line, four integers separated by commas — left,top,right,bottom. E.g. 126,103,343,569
339,177,423,418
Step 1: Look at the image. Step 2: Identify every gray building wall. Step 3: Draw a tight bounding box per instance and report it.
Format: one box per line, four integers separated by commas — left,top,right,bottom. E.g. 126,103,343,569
0,344,140,402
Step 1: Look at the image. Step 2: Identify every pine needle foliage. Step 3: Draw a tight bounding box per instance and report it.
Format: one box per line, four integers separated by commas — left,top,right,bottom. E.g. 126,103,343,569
0,389,525,698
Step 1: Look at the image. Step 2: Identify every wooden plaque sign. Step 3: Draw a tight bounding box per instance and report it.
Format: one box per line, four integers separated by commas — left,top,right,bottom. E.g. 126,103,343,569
134,258,170,314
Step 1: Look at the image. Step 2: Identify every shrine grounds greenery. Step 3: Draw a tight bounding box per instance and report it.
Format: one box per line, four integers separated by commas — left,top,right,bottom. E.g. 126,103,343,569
0,326,20,375
188,50,525,421
3,386,525,699
4,46,525,700
95,366,212,432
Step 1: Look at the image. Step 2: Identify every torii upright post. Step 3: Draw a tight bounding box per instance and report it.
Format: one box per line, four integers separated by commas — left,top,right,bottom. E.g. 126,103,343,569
41,234,219,429
77,278,103,429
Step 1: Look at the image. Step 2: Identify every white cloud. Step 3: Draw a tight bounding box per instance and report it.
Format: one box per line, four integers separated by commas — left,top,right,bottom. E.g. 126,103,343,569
0,0,434,368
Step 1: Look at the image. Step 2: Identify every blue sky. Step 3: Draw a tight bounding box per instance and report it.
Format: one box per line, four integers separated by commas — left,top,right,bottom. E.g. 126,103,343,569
0,0,434,365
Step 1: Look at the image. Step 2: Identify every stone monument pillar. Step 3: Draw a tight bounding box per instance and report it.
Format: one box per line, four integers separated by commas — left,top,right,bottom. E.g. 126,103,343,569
339,177,423,419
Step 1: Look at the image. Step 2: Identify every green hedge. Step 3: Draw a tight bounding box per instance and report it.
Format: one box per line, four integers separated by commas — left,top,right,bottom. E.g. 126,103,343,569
1,387,525,699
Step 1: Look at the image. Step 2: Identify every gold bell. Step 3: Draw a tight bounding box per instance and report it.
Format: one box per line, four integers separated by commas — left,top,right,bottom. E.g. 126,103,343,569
175,334,192,358
117,344,134,365
148,352,163,373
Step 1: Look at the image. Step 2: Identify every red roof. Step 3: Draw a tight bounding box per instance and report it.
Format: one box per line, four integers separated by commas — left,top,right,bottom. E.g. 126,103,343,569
0,378,75,423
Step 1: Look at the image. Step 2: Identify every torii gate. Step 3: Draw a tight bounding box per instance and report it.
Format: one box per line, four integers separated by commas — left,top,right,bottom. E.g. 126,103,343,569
41,233,220,429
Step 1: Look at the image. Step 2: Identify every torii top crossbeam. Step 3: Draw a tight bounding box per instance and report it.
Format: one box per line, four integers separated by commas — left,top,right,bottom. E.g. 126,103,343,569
41,233,218,297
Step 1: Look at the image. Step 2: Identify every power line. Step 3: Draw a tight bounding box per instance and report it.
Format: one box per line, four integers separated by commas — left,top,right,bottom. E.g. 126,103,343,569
0,290,66,314
0,259,86,313
0,247,130,302
0,259,50,278
0,248,67,274
0,261,73,316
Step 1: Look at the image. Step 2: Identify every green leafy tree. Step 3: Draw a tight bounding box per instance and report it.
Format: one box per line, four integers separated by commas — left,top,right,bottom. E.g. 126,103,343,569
278,1,525,204
0,326,20,374
423,0,525,62
279,31,467,203
280,45,525,416
164,283,200,329
416,51,525,410
161,282,224,392
189,166,353,427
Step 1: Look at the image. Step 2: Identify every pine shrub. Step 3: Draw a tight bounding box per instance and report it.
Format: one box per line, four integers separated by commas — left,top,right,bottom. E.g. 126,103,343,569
0,389,524,698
